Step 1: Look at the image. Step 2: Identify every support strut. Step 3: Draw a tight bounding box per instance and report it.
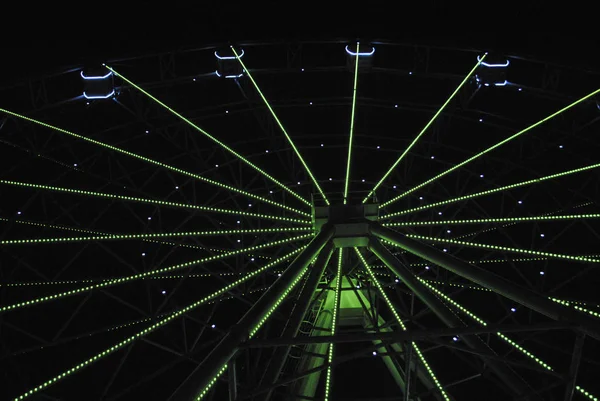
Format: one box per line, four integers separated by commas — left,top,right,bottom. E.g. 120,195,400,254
368,238,532,398
168,225,335,401
369,223,600,341
257,243,335,401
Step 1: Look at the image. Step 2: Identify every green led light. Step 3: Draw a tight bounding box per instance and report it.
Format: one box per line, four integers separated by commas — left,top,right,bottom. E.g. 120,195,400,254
230,46,329,206
380,87,600,208
104,65,310,208
325,249,343,401
449,202,594,240
343,42,360,205
0,107,308,217
0,179,310,224
365,54,487,203
384,213,600,227
420,279,598,399
577,386,600,401
0,234,311,313
406,233,600,264
12,248,304,401
356,248,451,401
0,226,311,246
382,162,600,219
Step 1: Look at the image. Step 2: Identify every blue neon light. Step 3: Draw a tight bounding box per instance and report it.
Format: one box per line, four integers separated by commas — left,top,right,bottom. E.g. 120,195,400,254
215,49,244,60
215,70,243,79
477,55,510,68
345,45,375,56
83,90,115,99
80,71,113,80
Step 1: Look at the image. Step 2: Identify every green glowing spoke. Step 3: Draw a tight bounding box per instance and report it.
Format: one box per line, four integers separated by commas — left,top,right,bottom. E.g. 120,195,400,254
0,235,311,313
0,180,310,224
420,280,598,399
343,42,360,205
381,162,600,219
384,213,600,227
548,297,600,319
406,233,600,264
104,65,310,208
355,248,451,401
380,87,600,208
230,46,329,205
423,279,600,309
0,226,311,246
451,202,594,241
10,287,271,358
0,216,280,256
325,249,343,401
364,54,487,204
0,272,240,288
12,248,303,401
197,255,311,400
0,108,307,217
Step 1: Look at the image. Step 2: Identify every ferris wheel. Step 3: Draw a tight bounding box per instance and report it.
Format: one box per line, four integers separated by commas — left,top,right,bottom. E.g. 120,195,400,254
1,39,600,401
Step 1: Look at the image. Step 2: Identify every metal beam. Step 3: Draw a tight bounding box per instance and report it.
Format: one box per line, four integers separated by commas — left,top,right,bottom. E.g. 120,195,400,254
257,243,334,401
563,332,585,401
369,223,600,341
368,238,531,398
242,321,572,348
168,225,335,401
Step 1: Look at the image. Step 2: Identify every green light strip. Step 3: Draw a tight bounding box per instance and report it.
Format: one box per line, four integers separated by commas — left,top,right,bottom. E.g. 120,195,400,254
104,65,310,208
382,162,600,219
423,280,600,309
0,179,310,224
365,54,487,203
325,249,343,401
405,233,600,264
196,257,310,400
11,287,268,359
0,107,307,217
450,202,594,241
0,226,311,246
380,87,600,208
12,248,303,401
0,234,311,313
548,297,600,319
343,42,360,205
0,216,280,257
384,213,600,227
230,46,330,205
420,280,597,399
355,248,451,401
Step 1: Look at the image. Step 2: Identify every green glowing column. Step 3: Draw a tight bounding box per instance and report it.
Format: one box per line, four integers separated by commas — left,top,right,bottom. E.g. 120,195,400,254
368,238,530,397
169,225,335,401
258,243,335,401
369,223,600,341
